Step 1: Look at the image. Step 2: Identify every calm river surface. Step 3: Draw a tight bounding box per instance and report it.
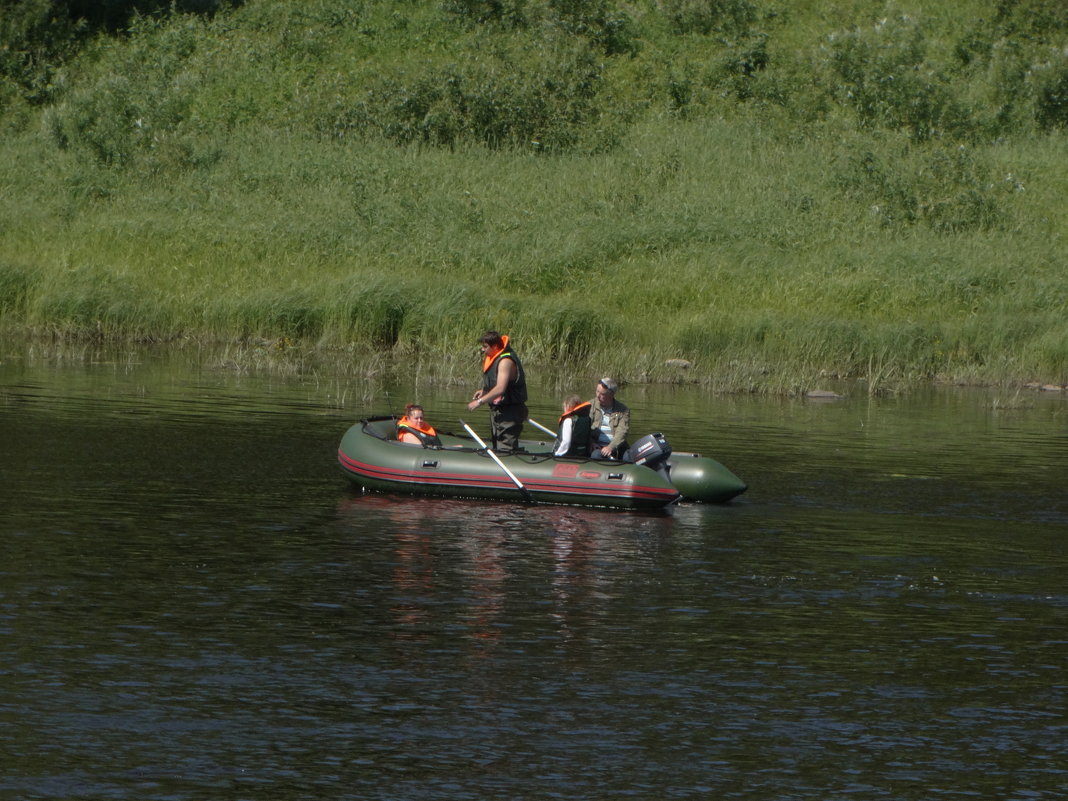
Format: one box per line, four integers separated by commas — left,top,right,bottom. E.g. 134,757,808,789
2,347,1067,800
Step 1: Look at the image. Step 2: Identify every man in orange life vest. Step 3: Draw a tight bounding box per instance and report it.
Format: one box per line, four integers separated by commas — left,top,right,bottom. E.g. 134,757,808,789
467,330,528,453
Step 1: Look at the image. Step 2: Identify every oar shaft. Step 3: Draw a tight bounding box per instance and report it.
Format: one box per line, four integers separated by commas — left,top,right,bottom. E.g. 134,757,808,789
460,420,535,503
527,417,556,438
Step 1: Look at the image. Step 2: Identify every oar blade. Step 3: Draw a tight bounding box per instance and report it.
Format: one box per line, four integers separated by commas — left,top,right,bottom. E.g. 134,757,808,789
459,420,536,504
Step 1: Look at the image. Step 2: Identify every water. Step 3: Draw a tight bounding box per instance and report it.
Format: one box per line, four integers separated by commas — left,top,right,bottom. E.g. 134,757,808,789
2,348,1067,800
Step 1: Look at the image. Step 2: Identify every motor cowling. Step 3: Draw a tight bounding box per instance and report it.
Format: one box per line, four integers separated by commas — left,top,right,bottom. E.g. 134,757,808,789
625,433,673,479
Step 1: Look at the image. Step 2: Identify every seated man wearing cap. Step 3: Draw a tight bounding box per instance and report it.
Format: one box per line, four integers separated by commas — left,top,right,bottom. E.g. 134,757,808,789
589,377,630,459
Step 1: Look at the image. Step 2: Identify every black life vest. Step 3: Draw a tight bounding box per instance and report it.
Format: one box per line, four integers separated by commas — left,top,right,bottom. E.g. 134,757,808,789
482,347,527,406
556,401,592,457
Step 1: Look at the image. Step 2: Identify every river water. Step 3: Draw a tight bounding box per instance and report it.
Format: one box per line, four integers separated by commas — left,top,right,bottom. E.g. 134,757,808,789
2,347,1066,800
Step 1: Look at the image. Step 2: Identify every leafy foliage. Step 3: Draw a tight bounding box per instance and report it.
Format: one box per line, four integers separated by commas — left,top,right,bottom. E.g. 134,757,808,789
661,0,758,36
3,0,1068,387
838,144,1013,233
0,0,81,106
14,0,1068,163
329,45,617,152
64,0,240,33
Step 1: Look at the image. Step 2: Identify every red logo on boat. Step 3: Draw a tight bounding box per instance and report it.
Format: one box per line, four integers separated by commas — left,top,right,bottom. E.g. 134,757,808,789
553,464,580,477
579,471,602,479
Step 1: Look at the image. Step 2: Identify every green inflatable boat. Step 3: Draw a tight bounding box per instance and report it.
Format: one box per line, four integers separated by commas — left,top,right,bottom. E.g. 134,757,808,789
338,417,747,509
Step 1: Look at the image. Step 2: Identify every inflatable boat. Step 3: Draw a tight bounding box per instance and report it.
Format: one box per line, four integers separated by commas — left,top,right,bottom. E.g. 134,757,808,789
337,417,747,509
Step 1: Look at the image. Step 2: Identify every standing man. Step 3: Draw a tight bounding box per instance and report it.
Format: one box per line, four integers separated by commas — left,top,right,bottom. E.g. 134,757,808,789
589,377,630,459
467,330,528,453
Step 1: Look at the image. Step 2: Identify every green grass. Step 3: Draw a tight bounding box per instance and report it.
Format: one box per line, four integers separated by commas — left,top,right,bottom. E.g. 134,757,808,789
2,0,1067,393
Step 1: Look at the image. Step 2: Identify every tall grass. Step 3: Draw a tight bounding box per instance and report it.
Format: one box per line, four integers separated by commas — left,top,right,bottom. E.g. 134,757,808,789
2,0,1067,392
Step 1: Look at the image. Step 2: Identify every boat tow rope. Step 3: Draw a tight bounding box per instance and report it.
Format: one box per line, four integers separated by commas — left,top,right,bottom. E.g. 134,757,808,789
459,420,536,504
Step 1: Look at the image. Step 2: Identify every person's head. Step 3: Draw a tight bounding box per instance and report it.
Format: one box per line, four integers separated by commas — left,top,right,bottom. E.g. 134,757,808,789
405,403,425,424
563,393,582,412
479,330,504,354
595,377,618,406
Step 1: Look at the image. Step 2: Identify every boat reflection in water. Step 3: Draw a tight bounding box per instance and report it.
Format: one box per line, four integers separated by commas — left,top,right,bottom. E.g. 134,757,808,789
336,494,675,653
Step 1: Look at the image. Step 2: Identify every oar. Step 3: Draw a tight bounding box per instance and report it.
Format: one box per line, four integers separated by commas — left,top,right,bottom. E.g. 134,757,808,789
460,420,536,504
527,417,560,453
527,418,556,438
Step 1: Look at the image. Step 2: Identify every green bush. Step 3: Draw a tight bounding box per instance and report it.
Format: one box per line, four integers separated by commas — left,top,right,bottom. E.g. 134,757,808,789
0,0,81,106
65,0,238,32
327,44,616,152
1035,60,1068,130
829,16,967,141
547,0,638,56
3,0,1068,390
838,144,1009,233
660,0,758,36
42,14,205,166
441,0,530,28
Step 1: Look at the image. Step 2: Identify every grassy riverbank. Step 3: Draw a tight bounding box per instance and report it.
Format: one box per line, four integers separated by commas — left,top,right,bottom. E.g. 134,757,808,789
2,0,1067,393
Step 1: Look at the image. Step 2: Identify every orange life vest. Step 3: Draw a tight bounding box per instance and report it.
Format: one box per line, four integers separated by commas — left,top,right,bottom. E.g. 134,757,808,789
555,402,593,457
482,335,510,373
557,401,592,424
397,416,441,447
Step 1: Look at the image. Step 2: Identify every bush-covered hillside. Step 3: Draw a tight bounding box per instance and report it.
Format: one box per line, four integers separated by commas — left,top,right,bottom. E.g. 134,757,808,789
2,0,1067,391
8,0,1068,159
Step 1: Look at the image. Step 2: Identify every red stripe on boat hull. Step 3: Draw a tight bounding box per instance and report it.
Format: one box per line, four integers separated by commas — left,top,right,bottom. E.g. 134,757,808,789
338,450,678,505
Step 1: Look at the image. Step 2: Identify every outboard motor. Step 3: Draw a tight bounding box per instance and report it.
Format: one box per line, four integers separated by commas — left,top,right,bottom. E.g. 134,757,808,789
625,433,673,481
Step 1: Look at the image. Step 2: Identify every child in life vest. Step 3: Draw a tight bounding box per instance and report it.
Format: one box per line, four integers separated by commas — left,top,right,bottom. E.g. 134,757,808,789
554,395,593,456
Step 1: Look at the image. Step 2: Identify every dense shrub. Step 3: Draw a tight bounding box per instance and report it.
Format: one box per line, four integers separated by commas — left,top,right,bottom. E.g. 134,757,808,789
442,0,638,54
3,0,1068,389
839,144,1011,233
0,0,81,106
65,0,241,32
1035,60,1068,130
1,0,241,110
325,44,617,152
829,16,966,141
992,0,1068,39
441,0,531,28
950,1,1068,137
21,0,1068,163
41,14,209,166
660,0,758,36
547,0,638,56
